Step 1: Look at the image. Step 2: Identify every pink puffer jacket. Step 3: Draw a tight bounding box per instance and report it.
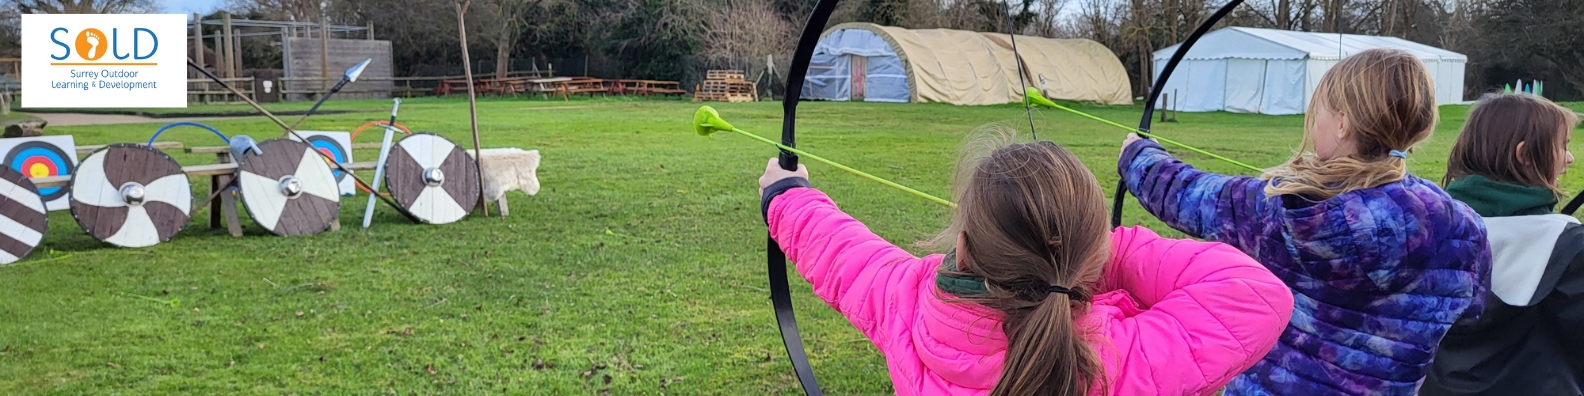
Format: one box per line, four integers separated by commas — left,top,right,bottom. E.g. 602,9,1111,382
768,188,1294,396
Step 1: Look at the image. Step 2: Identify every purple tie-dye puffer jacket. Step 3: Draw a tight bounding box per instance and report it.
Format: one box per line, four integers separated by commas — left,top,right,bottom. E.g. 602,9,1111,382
1119,140,1490,396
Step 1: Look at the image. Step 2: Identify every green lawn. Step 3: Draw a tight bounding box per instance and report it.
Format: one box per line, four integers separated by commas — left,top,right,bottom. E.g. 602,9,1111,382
1,97,1581,395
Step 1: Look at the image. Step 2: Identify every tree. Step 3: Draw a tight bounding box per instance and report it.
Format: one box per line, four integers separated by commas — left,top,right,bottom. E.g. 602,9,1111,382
11,0,154,13
700,0,795,81
606,0,702,81
1471,0,1584,99
861,0,908,26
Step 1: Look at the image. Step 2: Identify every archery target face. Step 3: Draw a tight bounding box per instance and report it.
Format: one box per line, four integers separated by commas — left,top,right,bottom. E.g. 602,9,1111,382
0,136,77,210
290,131,355,196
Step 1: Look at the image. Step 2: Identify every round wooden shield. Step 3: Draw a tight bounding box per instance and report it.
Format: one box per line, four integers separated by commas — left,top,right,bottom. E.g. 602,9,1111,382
0,166,46,264
70,144,190,248
236,138,340,236
384,133,478,225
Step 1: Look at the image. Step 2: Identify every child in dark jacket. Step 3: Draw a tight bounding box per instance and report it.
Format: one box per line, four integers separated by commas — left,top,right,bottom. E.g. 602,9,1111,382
1117,48,1490,395
1424,94,1584,396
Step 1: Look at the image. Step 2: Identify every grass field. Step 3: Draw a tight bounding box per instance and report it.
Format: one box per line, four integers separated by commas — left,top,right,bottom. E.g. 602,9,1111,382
2,96,1582,394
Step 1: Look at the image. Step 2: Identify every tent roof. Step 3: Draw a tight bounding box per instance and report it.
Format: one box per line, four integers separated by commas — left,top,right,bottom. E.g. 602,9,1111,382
817,22,1131,105
1154,27,1467,62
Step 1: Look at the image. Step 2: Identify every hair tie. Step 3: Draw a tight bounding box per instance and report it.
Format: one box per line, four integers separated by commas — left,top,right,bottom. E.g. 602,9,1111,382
1047,285,1077,297
1389,150,1408,159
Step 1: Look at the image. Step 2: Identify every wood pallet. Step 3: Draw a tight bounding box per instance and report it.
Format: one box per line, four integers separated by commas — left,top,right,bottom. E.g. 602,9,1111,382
693,77,757,103
707,70,746,82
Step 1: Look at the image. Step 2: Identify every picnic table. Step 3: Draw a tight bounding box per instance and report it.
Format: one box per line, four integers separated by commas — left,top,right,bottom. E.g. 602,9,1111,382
605,79,685,97
481,77,531,97
553,78,610,100
634,80,685,97
524,77,573,98
437,79,496,97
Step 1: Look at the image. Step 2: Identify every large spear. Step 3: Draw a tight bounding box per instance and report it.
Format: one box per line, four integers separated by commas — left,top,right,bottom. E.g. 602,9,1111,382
282,58,374,135
185,59,420,223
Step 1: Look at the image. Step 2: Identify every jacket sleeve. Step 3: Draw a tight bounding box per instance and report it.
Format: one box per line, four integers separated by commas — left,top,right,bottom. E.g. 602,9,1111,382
1542,229,1584,352
1098,226,1296,394
1118,139,1271,252
766,187,931,346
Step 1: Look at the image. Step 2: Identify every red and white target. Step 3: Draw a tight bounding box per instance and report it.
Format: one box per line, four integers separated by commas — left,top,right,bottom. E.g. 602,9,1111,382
0,136,77,211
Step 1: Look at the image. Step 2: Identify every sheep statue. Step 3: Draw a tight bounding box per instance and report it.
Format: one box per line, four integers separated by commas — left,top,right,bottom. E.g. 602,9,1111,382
465,148,540,216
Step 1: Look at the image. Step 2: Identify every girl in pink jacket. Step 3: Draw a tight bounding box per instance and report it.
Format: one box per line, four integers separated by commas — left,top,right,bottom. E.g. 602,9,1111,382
758,138,1294,396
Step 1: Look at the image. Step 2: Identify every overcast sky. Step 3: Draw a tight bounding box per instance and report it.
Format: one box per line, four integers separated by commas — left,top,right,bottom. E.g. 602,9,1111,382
161,0,227,17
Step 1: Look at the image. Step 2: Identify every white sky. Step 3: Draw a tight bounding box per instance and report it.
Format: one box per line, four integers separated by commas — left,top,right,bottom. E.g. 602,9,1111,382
159,0,227,17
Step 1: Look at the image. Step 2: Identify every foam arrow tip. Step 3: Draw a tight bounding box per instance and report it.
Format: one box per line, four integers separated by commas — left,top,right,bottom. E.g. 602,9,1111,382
694,106,735,136
1024,87,1059,109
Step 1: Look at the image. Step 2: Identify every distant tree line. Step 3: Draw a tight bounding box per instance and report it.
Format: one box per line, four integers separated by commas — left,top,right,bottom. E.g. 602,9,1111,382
1,0,1580,100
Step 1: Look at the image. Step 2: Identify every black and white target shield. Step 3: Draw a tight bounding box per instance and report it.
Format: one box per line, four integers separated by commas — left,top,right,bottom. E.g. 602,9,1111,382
384,133,478,225
237,139,341,236
69,144,191,248
0,166,46,264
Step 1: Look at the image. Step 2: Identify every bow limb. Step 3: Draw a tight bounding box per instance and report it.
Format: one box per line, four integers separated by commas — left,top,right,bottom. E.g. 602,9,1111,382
1112,0,1246,227
772,1,841,395
1563,191,1584,216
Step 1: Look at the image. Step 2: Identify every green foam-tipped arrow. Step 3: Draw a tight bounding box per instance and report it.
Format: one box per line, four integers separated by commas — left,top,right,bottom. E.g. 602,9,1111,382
694,106,735,137
1024,87,1059,109
691,106,957,208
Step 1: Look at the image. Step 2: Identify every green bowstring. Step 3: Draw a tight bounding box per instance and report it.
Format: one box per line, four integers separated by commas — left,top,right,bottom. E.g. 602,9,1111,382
712,126,957,208
1029,96,1263,172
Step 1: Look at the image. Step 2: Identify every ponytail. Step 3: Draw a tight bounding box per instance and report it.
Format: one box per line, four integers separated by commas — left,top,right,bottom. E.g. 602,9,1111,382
990,293,1100,396
929,131,1109,396
1262,152,1408,200
1262,48,1436,200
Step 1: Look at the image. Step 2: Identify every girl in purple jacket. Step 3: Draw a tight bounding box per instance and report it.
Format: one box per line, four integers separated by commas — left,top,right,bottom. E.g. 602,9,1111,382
1118,48,1490,395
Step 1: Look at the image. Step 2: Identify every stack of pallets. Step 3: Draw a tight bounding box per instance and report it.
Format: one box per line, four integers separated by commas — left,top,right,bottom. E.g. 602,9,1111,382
693,70,757,103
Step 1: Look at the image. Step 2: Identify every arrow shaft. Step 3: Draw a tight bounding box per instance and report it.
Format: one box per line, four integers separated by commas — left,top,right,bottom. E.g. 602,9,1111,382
725,128,957,208
1039,101,1264,172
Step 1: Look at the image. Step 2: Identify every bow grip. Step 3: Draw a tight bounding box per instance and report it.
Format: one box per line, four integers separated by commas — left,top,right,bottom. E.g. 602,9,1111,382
779,150,799,172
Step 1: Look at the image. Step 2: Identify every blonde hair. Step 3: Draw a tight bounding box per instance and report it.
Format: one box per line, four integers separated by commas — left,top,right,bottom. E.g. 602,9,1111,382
1260,49,1439,199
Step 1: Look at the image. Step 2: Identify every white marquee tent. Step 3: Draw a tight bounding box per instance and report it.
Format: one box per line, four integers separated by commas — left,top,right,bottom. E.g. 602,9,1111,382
1151,27,1467,115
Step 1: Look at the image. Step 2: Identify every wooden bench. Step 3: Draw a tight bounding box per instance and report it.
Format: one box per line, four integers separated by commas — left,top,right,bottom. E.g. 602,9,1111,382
76,141,183,155
29,163,238,189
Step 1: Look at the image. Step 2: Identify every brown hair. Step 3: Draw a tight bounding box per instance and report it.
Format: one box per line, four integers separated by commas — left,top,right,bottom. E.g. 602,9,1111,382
1444,93,1579,195
1261,48,1439,199
927,128,1107,396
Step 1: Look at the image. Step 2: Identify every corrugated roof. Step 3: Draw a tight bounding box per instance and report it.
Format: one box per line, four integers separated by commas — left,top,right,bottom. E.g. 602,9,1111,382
1154,27,1467,62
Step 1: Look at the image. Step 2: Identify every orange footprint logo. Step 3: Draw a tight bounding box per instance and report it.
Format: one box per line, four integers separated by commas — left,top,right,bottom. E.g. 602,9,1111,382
74,28,107,61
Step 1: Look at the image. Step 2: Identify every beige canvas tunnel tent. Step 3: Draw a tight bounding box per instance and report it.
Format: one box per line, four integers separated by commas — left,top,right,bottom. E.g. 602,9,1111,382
804,22,1133,105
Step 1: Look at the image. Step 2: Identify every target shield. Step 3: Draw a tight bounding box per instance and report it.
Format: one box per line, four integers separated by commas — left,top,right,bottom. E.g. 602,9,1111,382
2,136,77,210
70,144,190,248
236,139,341,236
0,166,46,264
291,131,356,195
384,133,478,224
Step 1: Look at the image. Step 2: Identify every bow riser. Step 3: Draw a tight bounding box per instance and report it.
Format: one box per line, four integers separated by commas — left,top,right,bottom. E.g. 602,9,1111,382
1112,0,1246,227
